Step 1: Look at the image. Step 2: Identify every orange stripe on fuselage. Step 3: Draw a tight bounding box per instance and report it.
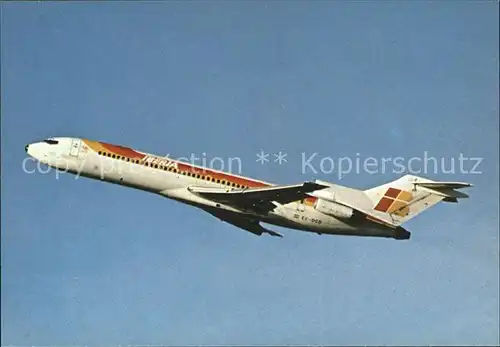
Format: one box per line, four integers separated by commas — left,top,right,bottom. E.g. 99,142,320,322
100,142,146,160
175,161,269,188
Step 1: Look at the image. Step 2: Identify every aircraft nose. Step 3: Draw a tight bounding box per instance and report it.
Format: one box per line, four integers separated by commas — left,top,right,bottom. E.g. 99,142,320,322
25,144,29,152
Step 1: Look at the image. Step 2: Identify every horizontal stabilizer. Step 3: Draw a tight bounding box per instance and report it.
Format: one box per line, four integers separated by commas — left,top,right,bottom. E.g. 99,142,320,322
414,181,473,190
414,182,471,200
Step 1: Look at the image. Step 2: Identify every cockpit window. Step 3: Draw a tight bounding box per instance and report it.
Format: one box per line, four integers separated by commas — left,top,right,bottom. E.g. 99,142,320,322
44,139,59,145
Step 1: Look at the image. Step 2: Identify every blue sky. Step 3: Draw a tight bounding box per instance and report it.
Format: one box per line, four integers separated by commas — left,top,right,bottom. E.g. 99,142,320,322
1,1,498,345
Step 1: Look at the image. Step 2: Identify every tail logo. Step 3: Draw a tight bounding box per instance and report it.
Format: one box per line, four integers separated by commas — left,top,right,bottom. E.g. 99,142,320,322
374,188,413,217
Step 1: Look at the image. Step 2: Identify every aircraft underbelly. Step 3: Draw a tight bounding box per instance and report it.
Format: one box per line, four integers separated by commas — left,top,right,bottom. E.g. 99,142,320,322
264,205,395,237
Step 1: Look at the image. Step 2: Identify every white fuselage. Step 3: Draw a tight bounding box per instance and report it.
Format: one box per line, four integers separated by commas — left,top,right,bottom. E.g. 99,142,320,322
26,137,398,239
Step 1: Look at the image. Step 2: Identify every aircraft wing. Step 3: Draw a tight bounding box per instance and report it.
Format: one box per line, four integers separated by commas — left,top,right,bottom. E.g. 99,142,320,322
203,207,283,237
189,181,327,213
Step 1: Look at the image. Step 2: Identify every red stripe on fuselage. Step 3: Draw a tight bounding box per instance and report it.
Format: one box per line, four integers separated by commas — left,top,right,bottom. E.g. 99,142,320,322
100,142,146,159
174,160,270,188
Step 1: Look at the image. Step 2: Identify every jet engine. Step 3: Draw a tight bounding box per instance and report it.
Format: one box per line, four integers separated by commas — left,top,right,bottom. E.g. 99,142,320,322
314,198,353,219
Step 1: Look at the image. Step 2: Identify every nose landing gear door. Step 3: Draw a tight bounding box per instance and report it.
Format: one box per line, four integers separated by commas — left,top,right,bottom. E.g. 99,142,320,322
69,139,81,157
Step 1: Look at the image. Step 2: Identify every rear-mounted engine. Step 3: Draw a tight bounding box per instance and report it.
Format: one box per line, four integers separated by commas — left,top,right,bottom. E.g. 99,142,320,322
314,198,354,219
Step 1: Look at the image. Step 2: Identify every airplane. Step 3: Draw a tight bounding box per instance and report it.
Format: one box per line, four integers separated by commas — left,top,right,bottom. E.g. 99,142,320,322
25,137,473,240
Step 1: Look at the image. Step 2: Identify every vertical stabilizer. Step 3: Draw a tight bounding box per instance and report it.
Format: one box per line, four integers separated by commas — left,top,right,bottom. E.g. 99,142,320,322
364,175,471,226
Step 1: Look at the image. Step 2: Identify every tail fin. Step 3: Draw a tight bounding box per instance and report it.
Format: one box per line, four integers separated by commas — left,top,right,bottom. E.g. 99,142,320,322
364,174,472,226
